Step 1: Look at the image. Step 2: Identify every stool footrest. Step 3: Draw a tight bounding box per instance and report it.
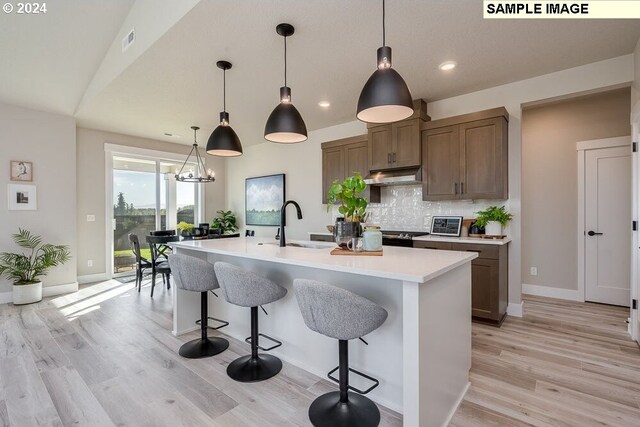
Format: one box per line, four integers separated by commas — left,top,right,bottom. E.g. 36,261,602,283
327,366,379,395
244,333,282,351
195,317,229,330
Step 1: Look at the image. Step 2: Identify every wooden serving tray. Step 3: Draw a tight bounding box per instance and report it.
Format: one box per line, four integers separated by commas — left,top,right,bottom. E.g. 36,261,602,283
330,248,383,256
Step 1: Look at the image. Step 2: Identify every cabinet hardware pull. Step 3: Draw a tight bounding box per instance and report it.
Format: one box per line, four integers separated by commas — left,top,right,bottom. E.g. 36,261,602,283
461,182,464,194
392,152,396,163
466,250,481,253
454,183,458,194
387,153,391,164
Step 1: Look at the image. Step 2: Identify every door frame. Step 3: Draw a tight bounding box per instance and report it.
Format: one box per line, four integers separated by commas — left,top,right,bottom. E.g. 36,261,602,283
631,100,640,342
104,143,206,279
576,136,631,306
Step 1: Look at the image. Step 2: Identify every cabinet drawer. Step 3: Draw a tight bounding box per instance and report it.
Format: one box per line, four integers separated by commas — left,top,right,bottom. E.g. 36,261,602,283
413,241,452,251
450,243,498,260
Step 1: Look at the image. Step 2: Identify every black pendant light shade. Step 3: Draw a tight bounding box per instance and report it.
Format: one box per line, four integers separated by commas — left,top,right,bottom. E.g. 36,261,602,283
207,61,243,157
264,23,308,143
357,1,413,123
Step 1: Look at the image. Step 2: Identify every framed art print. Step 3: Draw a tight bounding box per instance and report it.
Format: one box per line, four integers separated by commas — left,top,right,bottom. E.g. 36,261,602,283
245,174,285,226
10,161,33,181
8,184,37,211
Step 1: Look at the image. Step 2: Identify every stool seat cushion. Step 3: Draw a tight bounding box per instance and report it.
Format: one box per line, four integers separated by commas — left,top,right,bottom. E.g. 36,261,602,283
293,279,388,341
214,262,287,307
168,254,219,292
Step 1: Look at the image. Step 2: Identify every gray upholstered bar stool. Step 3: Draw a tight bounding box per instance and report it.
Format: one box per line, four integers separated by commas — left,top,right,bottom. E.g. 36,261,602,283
294,279,388,427
168,254,229,359
214,262,287,382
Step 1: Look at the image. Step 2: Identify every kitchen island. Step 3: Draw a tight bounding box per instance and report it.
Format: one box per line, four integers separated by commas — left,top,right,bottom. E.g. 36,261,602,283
171,237,476,427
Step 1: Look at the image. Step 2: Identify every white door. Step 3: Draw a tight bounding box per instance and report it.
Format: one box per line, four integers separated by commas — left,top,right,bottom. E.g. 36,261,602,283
585,146,631,306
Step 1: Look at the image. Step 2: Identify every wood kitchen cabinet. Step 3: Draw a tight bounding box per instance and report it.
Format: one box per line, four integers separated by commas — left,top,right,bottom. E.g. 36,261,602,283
367,99,429,171
321,135,380,204
422,107,509,201
414,240,509,325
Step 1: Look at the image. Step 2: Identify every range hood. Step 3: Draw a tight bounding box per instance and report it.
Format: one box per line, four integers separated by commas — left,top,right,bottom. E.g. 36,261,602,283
364,168,422,186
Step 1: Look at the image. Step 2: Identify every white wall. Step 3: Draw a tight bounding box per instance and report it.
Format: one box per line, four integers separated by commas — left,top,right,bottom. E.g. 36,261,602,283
0,103,77,295
226,54,634,309
76,127,226,278
633,37,640,108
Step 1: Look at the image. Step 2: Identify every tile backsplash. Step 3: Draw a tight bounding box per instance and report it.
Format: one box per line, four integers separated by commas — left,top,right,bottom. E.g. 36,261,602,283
363,185,505,231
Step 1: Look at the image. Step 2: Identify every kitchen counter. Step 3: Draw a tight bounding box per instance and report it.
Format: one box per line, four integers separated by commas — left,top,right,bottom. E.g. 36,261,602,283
413,234,511,245
171,237,475,426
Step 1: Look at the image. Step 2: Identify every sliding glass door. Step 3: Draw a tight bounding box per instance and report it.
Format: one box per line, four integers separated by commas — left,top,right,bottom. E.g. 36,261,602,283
111,155,201,275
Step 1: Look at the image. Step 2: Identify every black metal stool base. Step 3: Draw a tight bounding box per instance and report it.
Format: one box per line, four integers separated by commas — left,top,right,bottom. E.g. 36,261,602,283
179,337,229,359
308,391,381,427
226,354,282,382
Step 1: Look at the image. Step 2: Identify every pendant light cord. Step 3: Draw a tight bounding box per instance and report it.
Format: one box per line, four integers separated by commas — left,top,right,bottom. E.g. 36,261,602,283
223,68,226,112
382,0,386,46
284,34,287,87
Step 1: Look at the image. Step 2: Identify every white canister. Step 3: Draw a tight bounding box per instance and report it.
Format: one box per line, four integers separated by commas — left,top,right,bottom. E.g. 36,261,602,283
362,226,383,251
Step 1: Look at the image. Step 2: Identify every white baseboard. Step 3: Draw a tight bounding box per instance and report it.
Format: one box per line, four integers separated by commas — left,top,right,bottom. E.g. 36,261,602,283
0,281,78,304
443,381,470,427
43,282,78,297
522,283,584,302
77,273,109,285
507,301,524,317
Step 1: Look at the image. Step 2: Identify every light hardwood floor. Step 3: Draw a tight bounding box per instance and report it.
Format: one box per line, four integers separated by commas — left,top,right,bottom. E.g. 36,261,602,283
0,280,638,426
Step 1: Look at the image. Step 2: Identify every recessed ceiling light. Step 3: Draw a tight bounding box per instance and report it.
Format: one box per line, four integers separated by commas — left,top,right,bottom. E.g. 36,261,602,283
318,101,331,108
439,61,457,71
163,133,181,138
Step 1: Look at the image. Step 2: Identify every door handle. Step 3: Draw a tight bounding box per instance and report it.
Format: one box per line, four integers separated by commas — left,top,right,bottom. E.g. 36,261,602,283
587,230,603,236
392,152,396,163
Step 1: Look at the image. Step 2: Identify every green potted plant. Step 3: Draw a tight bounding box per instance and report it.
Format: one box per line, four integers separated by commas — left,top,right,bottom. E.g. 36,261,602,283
474,205,513,236
0,229,71,305
211,210,238,235
327,173,369,243
177,221,195,239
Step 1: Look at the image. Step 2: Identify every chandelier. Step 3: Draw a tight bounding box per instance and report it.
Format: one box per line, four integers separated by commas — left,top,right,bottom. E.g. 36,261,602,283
175,126,215,183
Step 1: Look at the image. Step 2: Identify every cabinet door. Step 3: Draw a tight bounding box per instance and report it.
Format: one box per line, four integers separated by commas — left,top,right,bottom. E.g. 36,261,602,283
392,119,421,168
471,259,499,321
345,140,381,203
322,146,344,204
422,126,460,201
459,117,507,199
368,125,392,171
413,241,452,250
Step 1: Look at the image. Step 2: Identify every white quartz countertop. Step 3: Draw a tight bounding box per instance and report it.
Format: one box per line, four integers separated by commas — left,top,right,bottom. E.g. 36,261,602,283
171,237,476,283
413,235,512,246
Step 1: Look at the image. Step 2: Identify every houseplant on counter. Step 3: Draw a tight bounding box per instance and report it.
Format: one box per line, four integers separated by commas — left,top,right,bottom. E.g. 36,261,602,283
211,210,238,235
326,173,369,245
474,205,513,236
177,221,195,239
0,228,70,305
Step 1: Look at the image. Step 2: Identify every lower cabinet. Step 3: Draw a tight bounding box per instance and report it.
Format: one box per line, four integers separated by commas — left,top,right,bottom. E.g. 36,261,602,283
414,240,509,326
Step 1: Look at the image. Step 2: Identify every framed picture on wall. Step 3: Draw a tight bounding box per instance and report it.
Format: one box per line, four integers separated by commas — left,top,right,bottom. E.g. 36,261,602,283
8,184,37,211
245,174,286,226
10,161,33,181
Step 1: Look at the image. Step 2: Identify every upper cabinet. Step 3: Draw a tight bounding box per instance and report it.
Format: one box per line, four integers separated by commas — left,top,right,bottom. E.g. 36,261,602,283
422,107,509,201
368,99,430,171
321,135,380,204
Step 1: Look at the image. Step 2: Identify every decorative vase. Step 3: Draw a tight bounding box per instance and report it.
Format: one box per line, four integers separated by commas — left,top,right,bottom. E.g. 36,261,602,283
485,221,503,236
13,281,43,305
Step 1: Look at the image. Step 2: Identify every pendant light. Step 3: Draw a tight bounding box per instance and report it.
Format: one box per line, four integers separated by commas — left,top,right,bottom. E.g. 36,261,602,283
207,61,243,157
175,126,215,183
264,23,308,143
357,0,413,123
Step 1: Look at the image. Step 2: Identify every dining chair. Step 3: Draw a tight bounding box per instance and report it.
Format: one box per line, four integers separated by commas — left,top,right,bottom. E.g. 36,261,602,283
147,235,172,298
128,233,153,292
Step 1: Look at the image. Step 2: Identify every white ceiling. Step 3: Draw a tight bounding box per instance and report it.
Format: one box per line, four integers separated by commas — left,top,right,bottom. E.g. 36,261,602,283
1,0,639,147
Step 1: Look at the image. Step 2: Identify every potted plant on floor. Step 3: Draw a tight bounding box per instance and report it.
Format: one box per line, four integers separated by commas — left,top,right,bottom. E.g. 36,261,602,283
474,205,513,237
211,210,238,235
327,173,369,245
0,228,71,305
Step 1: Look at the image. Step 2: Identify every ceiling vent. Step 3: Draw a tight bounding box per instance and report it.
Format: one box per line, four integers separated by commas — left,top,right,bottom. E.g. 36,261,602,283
122,28,135,52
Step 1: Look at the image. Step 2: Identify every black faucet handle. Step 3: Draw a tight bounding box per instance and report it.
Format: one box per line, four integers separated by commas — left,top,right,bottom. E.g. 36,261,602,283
275,227,280,240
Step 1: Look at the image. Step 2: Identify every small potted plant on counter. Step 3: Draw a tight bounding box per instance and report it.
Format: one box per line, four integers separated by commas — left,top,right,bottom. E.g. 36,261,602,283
327,173,369,245
0,228,71,305
474,205,513,237
211,210,238,235
177,221,195,239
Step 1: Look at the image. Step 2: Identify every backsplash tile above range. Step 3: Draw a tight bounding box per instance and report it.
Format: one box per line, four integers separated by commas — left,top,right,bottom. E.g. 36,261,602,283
365,185,507,231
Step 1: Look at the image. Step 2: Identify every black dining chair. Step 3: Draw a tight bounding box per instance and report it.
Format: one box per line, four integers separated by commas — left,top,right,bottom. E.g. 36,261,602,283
147,235,172,298
128,233,153,292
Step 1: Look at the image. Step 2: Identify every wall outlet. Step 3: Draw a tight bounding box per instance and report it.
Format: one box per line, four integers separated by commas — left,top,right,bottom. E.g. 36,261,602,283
87,260,93,267
87,214,96,222
530,267,538,276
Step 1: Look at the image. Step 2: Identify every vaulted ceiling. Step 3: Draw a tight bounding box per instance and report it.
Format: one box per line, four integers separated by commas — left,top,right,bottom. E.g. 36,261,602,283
1,0,639,147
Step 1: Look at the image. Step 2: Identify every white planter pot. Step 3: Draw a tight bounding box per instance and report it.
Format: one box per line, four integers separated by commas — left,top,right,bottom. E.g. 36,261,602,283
13,281,43,305
485,221,503,236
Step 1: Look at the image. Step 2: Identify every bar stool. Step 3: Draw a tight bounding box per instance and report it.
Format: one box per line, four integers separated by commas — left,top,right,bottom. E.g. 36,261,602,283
214,262,287,382
293,279,388,427
168,254,229,358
